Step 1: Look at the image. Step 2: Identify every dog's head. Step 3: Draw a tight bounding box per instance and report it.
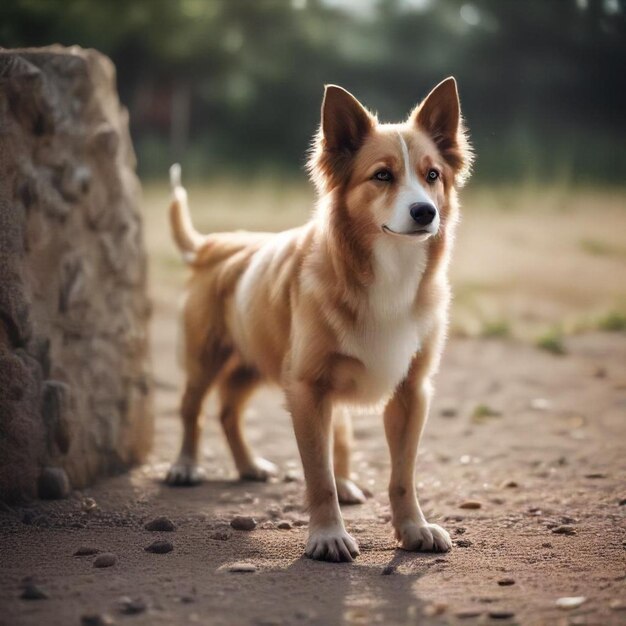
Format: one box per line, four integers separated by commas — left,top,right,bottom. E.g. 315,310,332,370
309,78,472,241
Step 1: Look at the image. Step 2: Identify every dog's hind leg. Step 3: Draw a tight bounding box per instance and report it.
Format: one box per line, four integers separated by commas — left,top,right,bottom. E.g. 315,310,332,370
217,360,278,482
333,407,368,505
166,343,231,486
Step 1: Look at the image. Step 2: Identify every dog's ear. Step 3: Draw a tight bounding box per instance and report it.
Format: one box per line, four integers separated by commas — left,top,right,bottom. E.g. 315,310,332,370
411,77,472,184
322,85,374,153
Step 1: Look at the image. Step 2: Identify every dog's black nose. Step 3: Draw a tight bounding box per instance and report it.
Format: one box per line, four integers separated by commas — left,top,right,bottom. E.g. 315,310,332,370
409,203,437,226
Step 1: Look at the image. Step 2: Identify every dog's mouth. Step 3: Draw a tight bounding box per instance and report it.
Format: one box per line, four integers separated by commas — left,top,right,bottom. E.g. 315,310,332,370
382,225,433,239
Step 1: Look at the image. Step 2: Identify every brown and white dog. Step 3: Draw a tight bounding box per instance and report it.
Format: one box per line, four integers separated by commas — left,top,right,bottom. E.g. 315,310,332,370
166,77,472,562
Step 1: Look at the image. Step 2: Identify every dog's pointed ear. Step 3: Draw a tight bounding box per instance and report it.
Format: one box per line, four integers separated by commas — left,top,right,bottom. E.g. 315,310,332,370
322,85,374,153
411,76,460,144
410,77,473,184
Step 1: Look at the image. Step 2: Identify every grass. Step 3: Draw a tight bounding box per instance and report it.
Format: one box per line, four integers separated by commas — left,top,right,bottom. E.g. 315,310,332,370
480,320,511,339
597,311,626,332
536,328,567,355
579,238,626,258
471,403,503,423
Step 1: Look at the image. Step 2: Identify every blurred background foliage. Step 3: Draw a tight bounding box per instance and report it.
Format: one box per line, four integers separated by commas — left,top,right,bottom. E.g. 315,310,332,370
2,0,625,183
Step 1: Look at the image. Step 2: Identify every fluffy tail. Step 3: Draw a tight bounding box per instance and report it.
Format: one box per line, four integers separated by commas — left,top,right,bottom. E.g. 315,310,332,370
169,164,205,261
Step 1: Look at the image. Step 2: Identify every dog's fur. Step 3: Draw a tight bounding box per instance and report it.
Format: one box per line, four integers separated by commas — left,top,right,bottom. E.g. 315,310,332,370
167,78,472,562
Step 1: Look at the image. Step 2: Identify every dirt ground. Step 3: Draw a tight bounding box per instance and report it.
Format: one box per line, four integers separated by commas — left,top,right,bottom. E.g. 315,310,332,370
1,185,625,625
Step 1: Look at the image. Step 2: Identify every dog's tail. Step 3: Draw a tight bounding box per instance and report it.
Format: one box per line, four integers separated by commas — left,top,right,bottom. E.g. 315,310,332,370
169,164,205,262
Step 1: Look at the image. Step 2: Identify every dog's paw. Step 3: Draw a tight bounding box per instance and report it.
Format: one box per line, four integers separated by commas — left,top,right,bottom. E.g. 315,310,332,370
305,525,360,562
336,478,368,505
398,522,452,552
166,459,205,486
239,457,278,482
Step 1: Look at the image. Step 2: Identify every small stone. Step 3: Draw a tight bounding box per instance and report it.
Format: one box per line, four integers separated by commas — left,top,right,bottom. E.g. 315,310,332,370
455,609,483,618
618,498,626,506
455,527,467,535
440,406,458,418
74,546,100,556
81,613,115,626
459,500,482,510
594,366,607,378
20,583,49,600
93,553,116,568
498,578,515,586
584,472,606,479
145,540,173,554
381,565,396,575
455,539,473,548
542,542,553,548
226,562,257,573
530,398,550,411
500,480,519,489
292,519,308,527
144,516,175,532
118,596,146,615
277,521,292,530
210,527,232,540
423,602,447,616
488,609,515,619
38,467,70,500
230,516,257,531
81,497,97,512
556,596,586,610
552,525,577,535
609,599,626,611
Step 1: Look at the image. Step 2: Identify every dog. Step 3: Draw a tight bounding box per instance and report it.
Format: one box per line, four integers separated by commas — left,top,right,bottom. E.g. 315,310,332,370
166,77,472,562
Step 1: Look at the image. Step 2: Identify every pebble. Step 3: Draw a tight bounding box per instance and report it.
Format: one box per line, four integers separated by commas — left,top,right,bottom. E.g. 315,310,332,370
552,525,577,535
118,596,146,615
144,516,175,532
81,497,97,513
610,600,626,611
459,500,482,510
530,398,550,411
227,562,257,573
381,565,396,575
423,602,447,616
20,583,49,600
210,528,232,540
556,596,586,610
292,519,308,527
93,553,117,568
283,471,300,483
74,546,100,556
145,540,173,554
500,480,519,489
277,521,292,530
497,578,515,586
488,609,515,619
38,467,71,500
455,527,467,535
618,498,626,506
230,516,257,531
584,472,607,479
455,609,483,618
440,407,458,418
81,613,115,626
455,539,473,548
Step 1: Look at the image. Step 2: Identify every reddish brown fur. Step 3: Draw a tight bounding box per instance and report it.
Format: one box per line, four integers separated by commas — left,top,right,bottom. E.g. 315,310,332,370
167,77,472,562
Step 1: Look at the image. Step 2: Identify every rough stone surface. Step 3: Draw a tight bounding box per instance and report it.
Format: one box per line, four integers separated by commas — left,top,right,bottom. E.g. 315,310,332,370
0,46,152,502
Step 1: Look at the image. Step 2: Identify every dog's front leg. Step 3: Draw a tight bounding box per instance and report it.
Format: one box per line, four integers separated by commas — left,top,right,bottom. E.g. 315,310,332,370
384,373,452,552
286,380,360,562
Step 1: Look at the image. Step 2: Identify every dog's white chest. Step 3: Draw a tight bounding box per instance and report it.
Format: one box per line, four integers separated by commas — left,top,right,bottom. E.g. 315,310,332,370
339,240,430,403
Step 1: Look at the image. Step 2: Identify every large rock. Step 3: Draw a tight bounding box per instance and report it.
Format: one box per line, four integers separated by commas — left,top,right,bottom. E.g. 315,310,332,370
0,46,152,501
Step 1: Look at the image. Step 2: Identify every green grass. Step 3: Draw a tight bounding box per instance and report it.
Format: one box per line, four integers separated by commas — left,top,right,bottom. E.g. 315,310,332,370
471,403,503,423
536,328,567,355
597,311,626,332
480,320,511,339
579,238,626,258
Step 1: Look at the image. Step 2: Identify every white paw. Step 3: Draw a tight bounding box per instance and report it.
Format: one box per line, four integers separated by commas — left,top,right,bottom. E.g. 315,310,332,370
398,522,452,552
336,478,367,505
166,458,206,486
239,457,278,482
305,525,360,562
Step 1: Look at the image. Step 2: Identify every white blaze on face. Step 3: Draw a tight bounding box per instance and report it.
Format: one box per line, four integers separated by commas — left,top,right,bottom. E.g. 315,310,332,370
384,132,439,235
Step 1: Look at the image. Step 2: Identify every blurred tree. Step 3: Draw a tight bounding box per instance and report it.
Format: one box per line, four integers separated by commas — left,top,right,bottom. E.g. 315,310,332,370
1,0,624,182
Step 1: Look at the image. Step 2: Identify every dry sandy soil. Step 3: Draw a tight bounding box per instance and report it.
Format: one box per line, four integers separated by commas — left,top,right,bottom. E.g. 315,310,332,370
1,185,625,625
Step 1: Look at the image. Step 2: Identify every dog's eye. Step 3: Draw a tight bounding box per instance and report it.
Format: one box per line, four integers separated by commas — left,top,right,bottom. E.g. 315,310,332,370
426,169,440,183
373,169,393,182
